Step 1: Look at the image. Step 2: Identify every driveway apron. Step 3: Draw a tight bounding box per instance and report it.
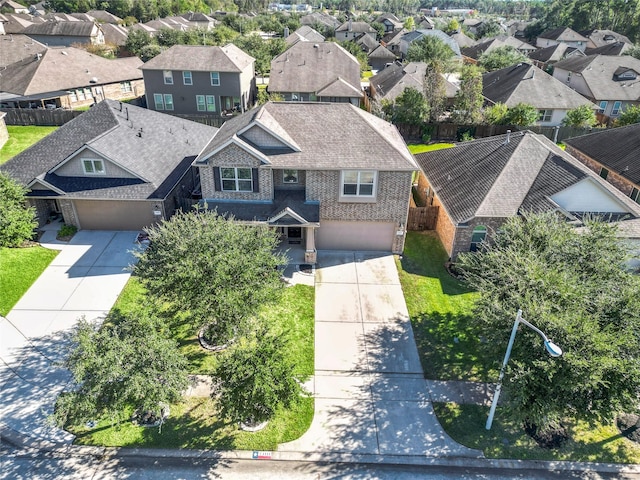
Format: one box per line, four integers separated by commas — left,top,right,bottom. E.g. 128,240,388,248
280,251,480,458
0,231,141,444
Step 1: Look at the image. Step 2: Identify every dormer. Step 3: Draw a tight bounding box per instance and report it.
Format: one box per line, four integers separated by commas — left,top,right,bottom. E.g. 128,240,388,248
613,66,638,81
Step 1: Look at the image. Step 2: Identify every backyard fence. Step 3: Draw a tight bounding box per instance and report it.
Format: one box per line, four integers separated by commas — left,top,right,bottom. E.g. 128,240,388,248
1,108,83,126
407,206,439,231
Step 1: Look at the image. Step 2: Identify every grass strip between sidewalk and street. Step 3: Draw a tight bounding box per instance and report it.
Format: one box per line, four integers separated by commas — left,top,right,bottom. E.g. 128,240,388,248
0,246,59,316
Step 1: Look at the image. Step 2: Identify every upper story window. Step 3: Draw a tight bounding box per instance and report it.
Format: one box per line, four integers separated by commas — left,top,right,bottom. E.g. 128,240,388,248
120,81,132,93
163,70,173,85
341,170,376,197
183,71,192,85
221,167,252,192
611,101,622,116
83,159,105,175
283,169,298,183
538,109,552,123
210,72,220,86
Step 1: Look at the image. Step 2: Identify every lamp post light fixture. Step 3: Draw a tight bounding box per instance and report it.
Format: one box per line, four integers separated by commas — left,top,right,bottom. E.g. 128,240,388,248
485,309,563,431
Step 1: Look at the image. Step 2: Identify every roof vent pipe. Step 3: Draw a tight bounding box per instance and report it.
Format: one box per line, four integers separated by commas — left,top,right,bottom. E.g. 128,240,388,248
505,130,511,144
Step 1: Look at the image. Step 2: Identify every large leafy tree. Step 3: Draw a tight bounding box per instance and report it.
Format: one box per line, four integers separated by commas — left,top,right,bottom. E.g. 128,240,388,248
505,102,539,127
562,104,596,127
476,19,502,39
234,35,286,77
0,172,37,248
478,46,528,72
381,87,428,126
134,210,286,345
615,104,640,126
406,34,456,69
54,314,189,426
423,64,447,123
452,65,484,124
458,212,640,434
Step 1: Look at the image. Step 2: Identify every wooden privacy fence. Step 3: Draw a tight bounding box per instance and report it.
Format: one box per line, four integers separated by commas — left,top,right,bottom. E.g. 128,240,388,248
1,108,83,126
407,206,439,231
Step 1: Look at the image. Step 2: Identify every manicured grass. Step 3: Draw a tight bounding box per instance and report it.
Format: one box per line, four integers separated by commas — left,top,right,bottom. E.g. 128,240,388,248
434,403,640,464
0,126,58,164
0,246,59,316
407,143,455,155
72,277,315,449
397,231,487,381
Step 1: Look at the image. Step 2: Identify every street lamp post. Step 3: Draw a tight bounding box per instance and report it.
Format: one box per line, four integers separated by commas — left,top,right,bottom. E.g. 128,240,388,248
485,309,563,430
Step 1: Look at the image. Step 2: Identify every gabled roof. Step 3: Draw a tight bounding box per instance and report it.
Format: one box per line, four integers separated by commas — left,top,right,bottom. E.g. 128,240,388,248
371,61,458,101
336,20,375,33
0,99,216,200
381,28,407,46
413,131,640,224
300,12,339,29
356,33,379,52
99,23,128,46
564,123,640,186
86,10,122,23
482,62,595,109
580,29,632,48
538,26,588,43
553,54,640,102
285,25,325,45
3,13,34,33
401,29,462,57
0,33,47,68
22,20,98,37
0,46,142,96
449,30,476,48
196,102,416,171
369,44,396,60
268,42,362,98
527,42,580,63
375,13,401,24
140,44,254,72
586,42,632,56
462,35,535,59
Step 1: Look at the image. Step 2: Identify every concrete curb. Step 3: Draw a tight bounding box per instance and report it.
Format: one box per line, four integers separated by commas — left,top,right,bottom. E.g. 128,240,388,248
3,423,639,475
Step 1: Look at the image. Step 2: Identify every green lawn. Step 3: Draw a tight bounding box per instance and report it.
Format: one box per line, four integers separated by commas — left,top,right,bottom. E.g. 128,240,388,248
0,126,58,164
407,143,455,155
435,403,640,464
397,231,486,381
399,231,640,463
0,246,59,316
68,277,315,450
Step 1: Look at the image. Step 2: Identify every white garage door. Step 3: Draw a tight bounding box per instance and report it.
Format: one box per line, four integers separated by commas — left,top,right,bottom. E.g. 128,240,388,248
74,200,156,230
316,221,395,251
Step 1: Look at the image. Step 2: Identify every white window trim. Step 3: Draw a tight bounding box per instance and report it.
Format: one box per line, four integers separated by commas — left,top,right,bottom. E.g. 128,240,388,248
538,109,552,123
82,158,106,175
183,71,192,85
340,170,377,200
283,169,298,183
196,95,206,111
611,101,622,116
210,71,220,86
598,100,608,114
220,167,253,192
163,70,173,85
163,94,174,111
154,93,164,110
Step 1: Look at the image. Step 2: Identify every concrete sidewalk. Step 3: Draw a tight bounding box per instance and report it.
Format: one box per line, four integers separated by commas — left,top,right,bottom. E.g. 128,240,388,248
0,230,142,444
279,251,482,458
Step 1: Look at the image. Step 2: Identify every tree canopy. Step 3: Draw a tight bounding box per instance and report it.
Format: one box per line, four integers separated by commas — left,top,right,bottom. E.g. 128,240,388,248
452,65,484,124
615,104,640,126
133,209,286,345
505,102,539,127
458,212,640,433
562,104,596,128
478,46,528,71
406,34,456,69
0,172,37,248
381,87,428,126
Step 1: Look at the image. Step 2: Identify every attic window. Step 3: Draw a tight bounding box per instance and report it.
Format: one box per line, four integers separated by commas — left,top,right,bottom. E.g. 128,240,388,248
83,159,105,175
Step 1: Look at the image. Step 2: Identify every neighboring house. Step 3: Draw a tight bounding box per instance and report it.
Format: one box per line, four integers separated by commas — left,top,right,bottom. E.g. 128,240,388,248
85,10,122,24
369,61,458,106
99,22,129,47
140,44,256,116
504,19,530,39
0,99,217,230
0,33,47,68
0,112,8,149
335,20,377,41
368,44,396,71
482,63,596,126
356,32,379,54
461,35,536,60
285,25,325,46
449,30,476,49
564,124,640,206
536,26,588,53
268,42,363,105
552,54,640,120
2,13,34,34
180,11,218,30
381,28,407,56
194,101,417,263
0,46,144,109
417,16,435,30
22,20,105,47
527,42,583,71
0,0,29,14
586,42,633,56
299,12,340,31
399,29,462,59
375,13,403,33
413,130,640,260
580,29,632,50
143,18,187,32
462,18,483,36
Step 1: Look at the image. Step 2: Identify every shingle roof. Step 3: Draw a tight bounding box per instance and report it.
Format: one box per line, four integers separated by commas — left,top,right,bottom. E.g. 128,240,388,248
196,102,416,171
482,62,595,109
580,29,632,48
413,131,640,224
368,44,396,60
449,30,476,48
0,33,47,68
553,54,640,102
538,26,588,43
99,23,128,46
268,42,362,98
336,21,375,33
86,10,122,23
462,35,535,59
402,29,462,57
300,12,340,29
564,123,640,185
3,13,33,33
527,43,577,63
0,99,217,200
22,20,97,37
585,42,632,56
140,44,254,72
0,46,142,96
370,61,458,101
285,25,325,45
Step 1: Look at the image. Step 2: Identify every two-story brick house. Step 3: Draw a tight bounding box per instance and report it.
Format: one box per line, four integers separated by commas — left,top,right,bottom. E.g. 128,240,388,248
140,44,256,116
194,101,417,263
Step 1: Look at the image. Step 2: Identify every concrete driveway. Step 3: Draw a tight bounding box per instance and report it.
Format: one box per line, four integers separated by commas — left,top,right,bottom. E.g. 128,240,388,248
280,251,480,458
0,230,142,444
